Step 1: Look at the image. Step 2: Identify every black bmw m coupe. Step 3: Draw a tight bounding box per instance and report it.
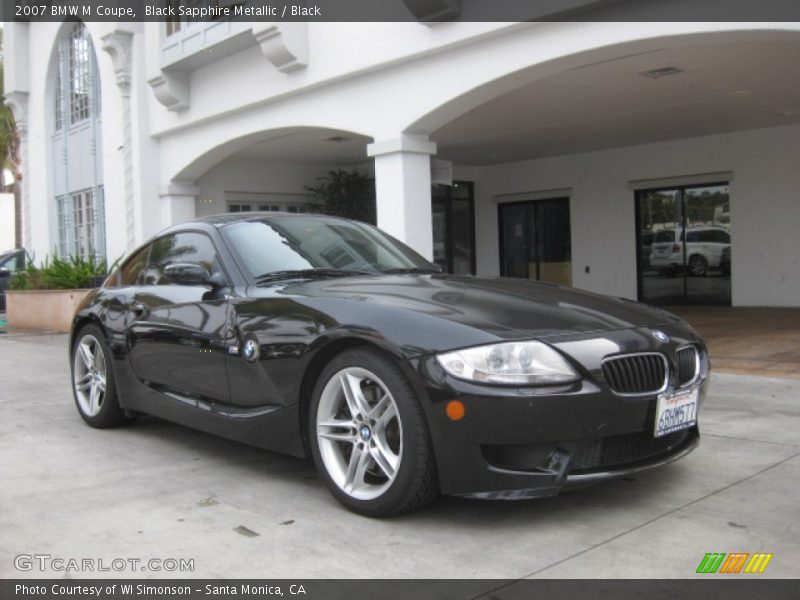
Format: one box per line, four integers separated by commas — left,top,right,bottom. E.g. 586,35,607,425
70,213,708,516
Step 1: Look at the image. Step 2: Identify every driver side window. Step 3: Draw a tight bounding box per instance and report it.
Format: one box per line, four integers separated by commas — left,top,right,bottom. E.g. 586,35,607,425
143,232,221,285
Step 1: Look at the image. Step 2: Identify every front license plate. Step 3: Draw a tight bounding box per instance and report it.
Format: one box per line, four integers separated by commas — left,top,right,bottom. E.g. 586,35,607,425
654,388,698,438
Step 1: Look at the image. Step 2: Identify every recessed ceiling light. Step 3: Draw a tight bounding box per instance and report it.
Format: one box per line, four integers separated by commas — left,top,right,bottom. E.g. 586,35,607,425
639,66,685,79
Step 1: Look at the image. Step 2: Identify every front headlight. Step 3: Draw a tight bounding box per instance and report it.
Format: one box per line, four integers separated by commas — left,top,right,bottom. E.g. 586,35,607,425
435,341,579,385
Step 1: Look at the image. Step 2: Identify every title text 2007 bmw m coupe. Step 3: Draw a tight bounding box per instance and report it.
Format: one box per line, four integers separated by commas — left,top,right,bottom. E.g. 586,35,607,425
70,214,708,516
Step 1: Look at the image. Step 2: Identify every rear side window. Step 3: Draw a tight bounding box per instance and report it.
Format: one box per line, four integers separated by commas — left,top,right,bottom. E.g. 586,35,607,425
654,230,676,243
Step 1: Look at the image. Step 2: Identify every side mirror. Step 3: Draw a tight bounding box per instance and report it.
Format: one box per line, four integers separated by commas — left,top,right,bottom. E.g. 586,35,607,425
163,263,212,286
0,267,10,279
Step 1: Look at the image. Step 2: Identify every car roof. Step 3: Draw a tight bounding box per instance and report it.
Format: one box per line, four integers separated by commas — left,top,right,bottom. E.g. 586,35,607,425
171,211,347,228
157,212,357,237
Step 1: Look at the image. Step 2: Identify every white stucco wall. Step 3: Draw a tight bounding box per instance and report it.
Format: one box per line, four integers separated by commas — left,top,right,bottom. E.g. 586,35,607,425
474,123,800,307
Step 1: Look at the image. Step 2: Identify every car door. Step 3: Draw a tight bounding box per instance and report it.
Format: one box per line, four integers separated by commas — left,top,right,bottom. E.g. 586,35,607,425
126,231,231,404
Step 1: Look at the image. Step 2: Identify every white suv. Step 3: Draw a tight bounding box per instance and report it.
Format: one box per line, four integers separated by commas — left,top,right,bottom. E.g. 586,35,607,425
649,226,731,276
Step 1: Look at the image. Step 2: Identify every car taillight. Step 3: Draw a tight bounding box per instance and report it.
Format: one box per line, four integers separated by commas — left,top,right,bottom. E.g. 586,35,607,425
672,244,681,253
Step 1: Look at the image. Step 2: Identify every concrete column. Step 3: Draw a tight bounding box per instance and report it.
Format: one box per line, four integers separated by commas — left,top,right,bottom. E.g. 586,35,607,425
101,29,135,251
367,135,437,260
159,182,198,229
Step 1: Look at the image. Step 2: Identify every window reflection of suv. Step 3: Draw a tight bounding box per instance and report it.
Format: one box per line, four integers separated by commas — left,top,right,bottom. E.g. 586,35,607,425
649,226,731,276
0,249,31,311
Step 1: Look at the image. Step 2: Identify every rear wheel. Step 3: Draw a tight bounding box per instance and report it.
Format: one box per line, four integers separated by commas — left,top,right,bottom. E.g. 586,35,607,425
688,255,708,277
309,348,438,516
71,324,130,428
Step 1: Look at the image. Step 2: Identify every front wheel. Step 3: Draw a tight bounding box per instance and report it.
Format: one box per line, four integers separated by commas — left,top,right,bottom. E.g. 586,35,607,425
309,348,438,517
71,324,130,428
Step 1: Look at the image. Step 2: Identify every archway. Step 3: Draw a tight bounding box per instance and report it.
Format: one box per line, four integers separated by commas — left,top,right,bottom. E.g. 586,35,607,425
159,126,375,228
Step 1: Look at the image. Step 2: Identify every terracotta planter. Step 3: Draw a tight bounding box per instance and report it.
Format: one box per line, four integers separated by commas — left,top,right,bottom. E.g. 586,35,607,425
5,289,92,333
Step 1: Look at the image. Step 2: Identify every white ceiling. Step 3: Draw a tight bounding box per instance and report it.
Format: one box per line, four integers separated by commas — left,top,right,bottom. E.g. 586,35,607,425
433,40,800,165
228,40,800,168
232,128,372,165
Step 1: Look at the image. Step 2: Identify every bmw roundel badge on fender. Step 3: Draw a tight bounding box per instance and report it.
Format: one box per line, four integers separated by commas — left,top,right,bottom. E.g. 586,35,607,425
242,339,260,362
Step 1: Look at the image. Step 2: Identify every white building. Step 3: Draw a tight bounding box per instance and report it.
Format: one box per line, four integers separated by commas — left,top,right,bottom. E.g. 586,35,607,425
4,18,800,306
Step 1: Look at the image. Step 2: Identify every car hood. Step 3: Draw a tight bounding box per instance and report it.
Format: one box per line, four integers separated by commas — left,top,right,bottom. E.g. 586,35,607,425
266,275,680,339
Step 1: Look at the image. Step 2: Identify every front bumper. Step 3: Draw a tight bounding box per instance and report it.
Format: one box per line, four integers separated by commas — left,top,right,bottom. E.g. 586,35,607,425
410,325,708,498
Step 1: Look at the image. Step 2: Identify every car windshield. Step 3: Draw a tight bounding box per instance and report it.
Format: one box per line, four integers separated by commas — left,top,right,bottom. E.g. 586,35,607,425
222,216,440,281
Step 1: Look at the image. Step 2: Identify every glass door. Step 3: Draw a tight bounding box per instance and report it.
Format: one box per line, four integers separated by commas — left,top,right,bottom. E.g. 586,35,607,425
499,198,572,286
636,183,731,306
432,182,476,275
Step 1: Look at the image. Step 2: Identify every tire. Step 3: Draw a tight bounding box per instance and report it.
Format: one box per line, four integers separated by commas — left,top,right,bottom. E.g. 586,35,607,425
688,255,708,277
71,324,130,428
308,348,439,517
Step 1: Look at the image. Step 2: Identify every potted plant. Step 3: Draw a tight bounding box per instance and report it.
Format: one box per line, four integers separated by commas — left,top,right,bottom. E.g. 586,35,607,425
5,254,111,332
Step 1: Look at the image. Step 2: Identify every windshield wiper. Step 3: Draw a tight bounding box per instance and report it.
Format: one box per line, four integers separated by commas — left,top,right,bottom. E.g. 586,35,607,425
254,268,373,284
380,267,442,275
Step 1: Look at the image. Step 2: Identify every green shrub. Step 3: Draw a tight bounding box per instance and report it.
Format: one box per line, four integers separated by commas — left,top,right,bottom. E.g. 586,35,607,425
10,254,109,291
306,168,377,225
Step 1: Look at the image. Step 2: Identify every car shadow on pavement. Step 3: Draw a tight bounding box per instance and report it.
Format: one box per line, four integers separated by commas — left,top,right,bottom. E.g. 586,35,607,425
115,413,689,525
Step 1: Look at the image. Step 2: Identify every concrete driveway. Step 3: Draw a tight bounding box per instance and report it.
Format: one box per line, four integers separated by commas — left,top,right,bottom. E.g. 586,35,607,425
0,331,798,579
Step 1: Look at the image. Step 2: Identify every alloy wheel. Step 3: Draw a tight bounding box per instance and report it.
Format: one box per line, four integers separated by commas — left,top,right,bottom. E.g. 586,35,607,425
73,334,107,417
315,367,403,501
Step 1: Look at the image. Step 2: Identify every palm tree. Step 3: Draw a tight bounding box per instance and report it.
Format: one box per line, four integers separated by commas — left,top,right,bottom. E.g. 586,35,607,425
0,29,23,248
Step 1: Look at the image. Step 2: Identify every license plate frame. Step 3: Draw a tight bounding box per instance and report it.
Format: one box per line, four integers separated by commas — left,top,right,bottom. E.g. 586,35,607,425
654,387,698,438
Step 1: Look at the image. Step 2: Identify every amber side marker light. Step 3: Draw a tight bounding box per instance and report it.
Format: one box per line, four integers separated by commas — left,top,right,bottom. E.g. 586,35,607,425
446,400,465,421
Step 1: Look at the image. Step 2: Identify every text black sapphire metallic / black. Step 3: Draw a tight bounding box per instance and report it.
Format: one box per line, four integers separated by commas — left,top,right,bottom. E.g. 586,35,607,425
69,213,709,516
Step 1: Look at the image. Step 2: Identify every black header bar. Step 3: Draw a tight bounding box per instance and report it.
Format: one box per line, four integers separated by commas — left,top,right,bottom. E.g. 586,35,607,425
1,579,798,600
2,0,800,23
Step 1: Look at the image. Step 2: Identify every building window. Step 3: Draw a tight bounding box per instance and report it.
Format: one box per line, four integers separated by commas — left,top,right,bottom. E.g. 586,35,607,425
432,182,476,275
50,22,105,261
635,182,731,306
164,0,232,36
54,68,63,131
69,23,92,124
57,187,106,261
